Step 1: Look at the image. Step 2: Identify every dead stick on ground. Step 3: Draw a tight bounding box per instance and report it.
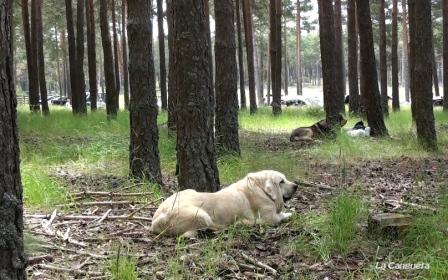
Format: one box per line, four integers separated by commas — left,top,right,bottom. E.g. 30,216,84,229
240,253,277,275
73,191,154,199
296,180,335,192
26,214,152,222
27,255,54,265
96,209,112,224
57,200,137,208
385,199,437,212
39,244,108,259
37,264,102,277
127,198,162,218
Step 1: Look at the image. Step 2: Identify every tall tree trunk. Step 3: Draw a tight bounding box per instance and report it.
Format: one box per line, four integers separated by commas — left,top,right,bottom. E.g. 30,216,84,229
356,0,388,136
432,45,440,97
36,0,49,115
173,0,220,192
167,0,176,130
156,0,167,110
55,27,63,97
111,0,120,108
283,18,288,96
65,0,78,111
61,28,70,97
379,0,389,115
296,0,302,96
204,1,215,133
444,0,448,111
242,0,257,114
22,0,40,112
266,42,271,105
408,0,416,119
121,0,129,110
391,0,400,111
214,0,240,154
333,0,345,113
347,0,360,114
236,0,246,109
409,0,437,150
270,0,282,115
30,0,41,112
128,0,162,183
0,1,26,276
100,0,118,118
402,0,410,103
317,0,340,124
73,0,87,114
256,44,265,105
86,0,98,111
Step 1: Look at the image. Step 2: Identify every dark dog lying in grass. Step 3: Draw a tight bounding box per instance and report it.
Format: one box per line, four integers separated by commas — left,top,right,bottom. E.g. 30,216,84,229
290,114,347,142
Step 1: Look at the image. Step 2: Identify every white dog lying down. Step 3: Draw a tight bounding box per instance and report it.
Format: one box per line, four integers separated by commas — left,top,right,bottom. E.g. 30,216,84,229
151,170,298,237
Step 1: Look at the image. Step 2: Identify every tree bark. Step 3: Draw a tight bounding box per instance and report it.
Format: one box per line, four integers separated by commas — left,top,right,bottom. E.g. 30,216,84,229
65,0,78,112
379,0,389,115
408,0,416,119
55,27,63,97
36,0,49,115
0,0,27,277
111,0,120,108
356,0,388,136
156,0,167,111
391,0,400,111
167,0,176,130
270,0,282,115
173,0,220,192
121,0,129,111
402,0,410,103
100,0,118,118
74,0,87,114
444,0,448,111
296,0,302,96
347,0,360,114
242,0,257,114
30,0,41,112
432,44,440,97
256,44,264,105
283,18,288,96
317,0,340,124
214,0,240,155
409,0,437,150
236,0,246,109
333,0,345,113
266,42,271,105
86,0,98,111
128,0,162,183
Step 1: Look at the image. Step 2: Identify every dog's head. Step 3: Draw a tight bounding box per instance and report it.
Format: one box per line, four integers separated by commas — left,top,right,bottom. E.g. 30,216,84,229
247,170,298,212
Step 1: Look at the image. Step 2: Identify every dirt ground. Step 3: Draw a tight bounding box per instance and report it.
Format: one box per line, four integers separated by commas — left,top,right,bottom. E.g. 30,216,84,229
24,152,447,279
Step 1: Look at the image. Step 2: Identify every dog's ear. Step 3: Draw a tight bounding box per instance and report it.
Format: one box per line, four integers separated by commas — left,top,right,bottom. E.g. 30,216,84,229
263,178,284,213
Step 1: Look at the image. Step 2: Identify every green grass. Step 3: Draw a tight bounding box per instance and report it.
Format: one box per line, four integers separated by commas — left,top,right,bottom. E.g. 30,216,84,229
107,243,138,280
18,106,448,208
290,194,366,260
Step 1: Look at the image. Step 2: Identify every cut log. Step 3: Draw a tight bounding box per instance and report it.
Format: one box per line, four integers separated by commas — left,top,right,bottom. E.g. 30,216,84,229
368,213,412,238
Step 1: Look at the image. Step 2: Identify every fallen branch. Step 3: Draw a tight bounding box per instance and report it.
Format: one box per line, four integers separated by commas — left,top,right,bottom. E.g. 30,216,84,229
27,255,54,265
26,214,152,222
39,244,108,259
385,199,436,212
240,253,277,275
37,264,103,277
57,200,137,208
127,198,162,218
73,191,153,199
295,180,335,192
96,209,112,224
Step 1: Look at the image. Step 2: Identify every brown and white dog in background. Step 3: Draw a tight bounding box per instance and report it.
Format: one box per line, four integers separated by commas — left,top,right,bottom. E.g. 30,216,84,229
290,114,347,142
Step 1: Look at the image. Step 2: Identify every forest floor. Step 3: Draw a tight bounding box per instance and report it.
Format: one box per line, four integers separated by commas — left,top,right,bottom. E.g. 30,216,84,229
20,106,448,279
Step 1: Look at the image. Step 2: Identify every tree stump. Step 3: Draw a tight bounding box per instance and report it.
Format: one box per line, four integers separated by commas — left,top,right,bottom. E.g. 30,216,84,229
368,213,412,238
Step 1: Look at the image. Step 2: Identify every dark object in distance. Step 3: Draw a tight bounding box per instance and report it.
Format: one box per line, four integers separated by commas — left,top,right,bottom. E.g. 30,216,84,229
285,98,307,107
290,114,348,142
51,96,68,105
353,120,366,130
433,97,443,106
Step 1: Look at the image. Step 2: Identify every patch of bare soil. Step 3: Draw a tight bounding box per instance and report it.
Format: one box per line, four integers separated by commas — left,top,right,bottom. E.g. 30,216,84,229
240,131,318,152
25,157,447,279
